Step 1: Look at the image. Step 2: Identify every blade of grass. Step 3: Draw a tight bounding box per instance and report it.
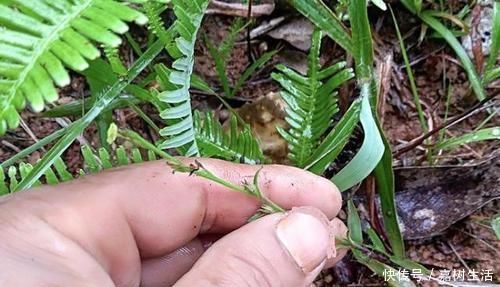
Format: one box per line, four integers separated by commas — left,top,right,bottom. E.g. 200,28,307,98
437,85,453,144
435,127,500,150
231,50,277,97
1,128,66,168
87,67,114,150
352,248,416,287
348,0,405,258
373,140,405,257
13,40,165,191
492,216,500,240
367,227,387,253
485,2,499,73
389,5,428,132
288,0,353,54
206,36,232,97
42,95,142,118
484,66,500,84
130,103,161,133
402,8,487,101
332,91,384,191
347,199,363,243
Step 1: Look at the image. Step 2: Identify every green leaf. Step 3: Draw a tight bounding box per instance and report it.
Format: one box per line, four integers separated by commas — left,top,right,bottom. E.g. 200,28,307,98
416,11,487,101
2,143,157,193
347,199,363,244
274,29,354,167
232,50,277,97
389,256,430,274
0,0,147,134
288,0,353,54
13,39,165,191
304,99,361,174
484,66,500,83
348,0,374,81
158,0,211,156
194,111,265,164
353,250,417,287
348,0,405,259
374,134,405,258
485,2,500,75
366,227,387,253
389,5,427,132
206,37,231,97
1,128,66,169
191,73,216,95
332,91,384,191
492,216,500,240
436,127,500,150
205,18,248,97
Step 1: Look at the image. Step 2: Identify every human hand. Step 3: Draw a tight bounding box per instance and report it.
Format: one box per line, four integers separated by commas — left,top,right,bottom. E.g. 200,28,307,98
0,158,347,287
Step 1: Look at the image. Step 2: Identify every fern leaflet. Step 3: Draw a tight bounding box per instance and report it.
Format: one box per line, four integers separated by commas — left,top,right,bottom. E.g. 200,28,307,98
272,29,354,167
0,145,157,195
0,0,147,135
194,111,265,164
157,0,210,156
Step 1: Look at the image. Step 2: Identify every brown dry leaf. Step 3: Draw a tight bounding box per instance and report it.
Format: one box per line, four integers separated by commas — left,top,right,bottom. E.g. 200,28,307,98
392,154,500,240
268,17,315,51
207,0,275,17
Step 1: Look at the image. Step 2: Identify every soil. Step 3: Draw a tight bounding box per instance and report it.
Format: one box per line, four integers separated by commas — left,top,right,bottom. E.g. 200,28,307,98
0,2,498,286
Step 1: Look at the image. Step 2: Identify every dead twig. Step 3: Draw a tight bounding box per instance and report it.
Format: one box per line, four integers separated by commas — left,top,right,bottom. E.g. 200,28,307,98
393,95,498,157
207,0,274,17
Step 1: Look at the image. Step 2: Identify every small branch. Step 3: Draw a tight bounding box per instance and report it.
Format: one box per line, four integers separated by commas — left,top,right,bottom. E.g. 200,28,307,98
393,95,497,157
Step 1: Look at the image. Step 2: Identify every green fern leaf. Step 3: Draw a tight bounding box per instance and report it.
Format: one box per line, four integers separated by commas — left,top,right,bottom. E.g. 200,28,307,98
157,0,210,156
194,111,264,164
0,0,147,135
1,144,153,194
272,29,354,167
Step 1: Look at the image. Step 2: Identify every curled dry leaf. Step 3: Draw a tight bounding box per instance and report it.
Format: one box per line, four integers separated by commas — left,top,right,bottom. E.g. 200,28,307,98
207,0,275,17
267,17,316,51
392,154,499,240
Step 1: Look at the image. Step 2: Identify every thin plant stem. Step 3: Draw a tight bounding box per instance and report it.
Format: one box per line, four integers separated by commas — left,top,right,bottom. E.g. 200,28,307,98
119,129,284,214
474,110,497,131
389,5,428,133
439,85,453,143
130,103,161,133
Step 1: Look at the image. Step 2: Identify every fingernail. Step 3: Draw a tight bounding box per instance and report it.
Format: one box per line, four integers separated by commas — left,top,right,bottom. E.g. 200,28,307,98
276,209,330,273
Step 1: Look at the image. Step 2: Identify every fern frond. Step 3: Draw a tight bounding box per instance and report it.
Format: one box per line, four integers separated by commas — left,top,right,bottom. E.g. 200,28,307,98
143,1,171,44
157,0,210,156
272,29,354,167
194,111,264,164
0,145,156,194
0,0,147,135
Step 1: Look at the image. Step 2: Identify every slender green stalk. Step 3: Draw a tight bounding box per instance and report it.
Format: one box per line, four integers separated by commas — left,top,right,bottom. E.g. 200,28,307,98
438,85,453,144
474,110,497,132
130,103,161,133
119,129,284,214
14,40,165,191
399,1,487,102
485,2,500,73
1,128,66,168
389,5,428,132
348,0,405,258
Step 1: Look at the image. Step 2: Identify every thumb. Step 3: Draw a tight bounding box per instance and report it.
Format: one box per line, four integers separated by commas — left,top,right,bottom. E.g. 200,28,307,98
174,207,346,287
